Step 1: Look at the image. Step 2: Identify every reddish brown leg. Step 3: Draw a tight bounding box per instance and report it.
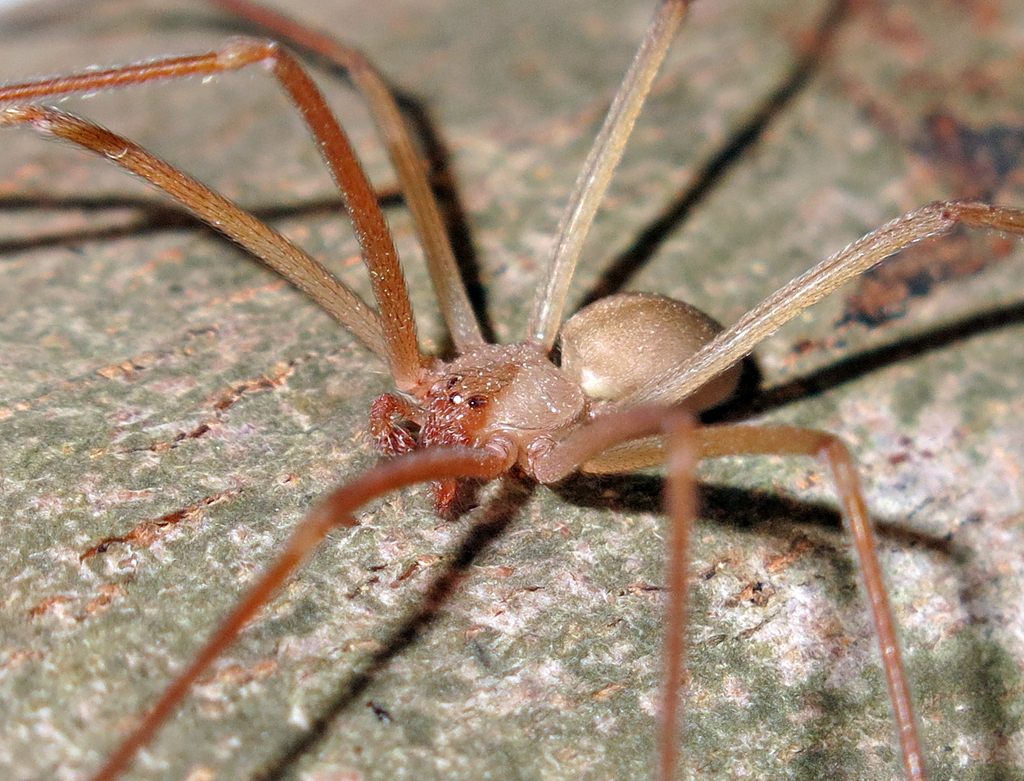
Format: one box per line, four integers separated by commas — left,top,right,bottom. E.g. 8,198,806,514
530,407,698,781
85,446,509,781
0,39,427,388
658,413,698,781
533,413,924,780
206,0,485,351
698,424,925,781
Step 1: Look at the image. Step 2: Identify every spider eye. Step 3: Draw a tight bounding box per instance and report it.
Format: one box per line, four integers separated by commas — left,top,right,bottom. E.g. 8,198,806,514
466,395,488,409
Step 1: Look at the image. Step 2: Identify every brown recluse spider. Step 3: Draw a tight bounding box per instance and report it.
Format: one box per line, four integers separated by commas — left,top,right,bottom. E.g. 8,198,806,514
2,0,1023,779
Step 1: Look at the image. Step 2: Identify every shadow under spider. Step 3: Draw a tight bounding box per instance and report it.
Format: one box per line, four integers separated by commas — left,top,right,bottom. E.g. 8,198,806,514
578,0,850,308
0,192,401,255
247,464,958,778
252,477,535,781
712,299,1024,423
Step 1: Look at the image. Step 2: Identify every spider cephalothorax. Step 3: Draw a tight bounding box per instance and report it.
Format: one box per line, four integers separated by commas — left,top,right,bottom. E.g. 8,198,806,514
372,343,589,510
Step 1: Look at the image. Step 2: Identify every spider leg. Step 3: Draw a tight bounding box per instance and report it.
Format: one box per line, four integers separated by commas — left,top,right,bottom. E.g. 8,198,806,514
85,446,510,781
659,413,698,781
531,407,698,781
0,39,429,388
533,413,924,780
626,200,1024,408
526,0,690,351
698,424,925,781
205,0,485,351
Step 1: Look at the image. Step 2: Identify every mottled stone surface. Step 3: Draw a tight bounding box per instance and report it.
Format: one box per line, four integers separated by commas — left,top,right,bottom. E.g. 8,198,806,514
1,1,1023,780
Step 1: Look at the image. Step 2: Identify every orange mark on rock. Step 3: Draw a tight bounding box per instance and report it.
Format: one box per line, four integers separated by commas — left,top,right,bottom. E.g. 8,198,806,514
80,488,243,560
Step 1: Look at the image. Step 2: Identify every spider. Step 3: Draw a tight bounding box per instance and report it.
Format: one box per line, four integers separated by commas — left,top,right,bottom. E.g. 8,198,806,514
1,1,1023,780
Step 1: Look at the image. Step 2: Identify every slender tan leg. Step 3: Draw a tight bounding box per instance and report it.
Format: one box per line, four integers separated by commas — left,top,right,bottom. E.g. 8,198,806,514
205,0,485,351
530,407,698,781
627,201,1024,407
0,39,428,388
0,102,395,361
534,414,924,780
526,0,691,351
697,424,925,781
658,413,698,781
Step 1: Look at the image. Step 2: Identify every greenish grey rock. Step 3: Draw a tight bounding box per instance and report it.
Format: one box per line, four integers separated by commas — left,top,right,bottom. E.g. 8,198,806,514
0,1,1022,780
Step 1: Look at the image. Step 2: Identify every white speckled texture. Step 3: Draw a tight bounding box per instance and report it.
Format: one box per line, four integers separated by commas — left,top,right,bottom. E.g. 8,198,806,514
0,1,1022,779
